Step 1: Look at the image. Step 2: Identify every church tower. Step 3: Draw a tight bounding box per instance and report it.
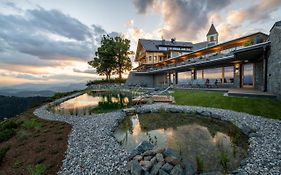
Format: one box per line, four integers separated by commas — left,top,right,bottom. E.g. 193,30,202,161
206,24,218,46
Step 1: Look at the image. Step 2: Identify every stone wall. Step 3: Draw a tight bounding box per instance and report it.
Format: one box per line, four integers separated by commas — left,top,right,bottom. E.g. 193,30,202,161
255,60,264,91
268,26,281,99
153,73,168,88
125,72,154,87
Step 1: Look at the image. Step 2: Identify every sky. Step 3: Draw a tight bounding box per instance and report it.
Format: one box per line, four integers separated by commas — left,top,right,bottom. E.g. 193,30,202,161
0,0,280,86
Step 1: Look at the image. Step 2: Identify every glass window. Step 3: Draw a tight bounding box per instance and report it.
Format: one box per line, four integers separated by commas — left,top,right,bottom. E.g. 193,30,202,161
243,64,254,86
154,56,157,62
224,66,234,83
159,47,167,51
204,68,222,82
196,70,203,79
177,71,191,84
148,56,152,62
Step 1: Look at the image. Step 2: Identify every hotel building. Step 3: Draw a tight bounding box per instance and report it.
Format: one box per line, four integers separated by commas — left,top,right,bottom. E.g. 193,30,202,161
126,21,281,99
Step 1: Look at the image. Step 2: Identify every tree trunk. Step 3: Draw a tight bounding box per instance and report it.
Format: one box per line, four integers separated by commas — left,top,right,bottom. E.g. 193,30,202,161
118,63,122,79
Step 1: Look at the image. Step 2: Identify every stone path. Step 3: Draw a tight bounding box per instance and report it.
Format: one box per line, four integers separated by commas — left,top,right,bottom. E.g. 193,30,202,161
34,94,281,175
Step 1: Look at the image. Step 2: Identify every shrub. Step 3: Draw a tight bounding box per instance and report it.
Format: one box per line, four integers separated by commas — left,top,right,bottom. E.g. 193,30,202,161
27,164,46,175
86,78,126,86
0,146,10,163
0,129,16,142
22,119,42,129
0,120,18,142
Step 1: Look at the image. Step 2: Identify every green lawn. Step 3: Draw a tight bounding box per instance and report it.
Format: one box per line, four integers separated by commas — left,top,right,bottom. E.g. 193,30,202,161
172,90,281,120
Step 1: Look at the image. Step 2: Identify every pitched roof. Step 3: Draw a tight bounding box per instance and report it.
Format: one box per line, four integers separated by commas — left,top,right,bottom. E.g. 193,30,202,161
270,21,281,32
192,41,208,50
206,24,218,36
139,39,193,52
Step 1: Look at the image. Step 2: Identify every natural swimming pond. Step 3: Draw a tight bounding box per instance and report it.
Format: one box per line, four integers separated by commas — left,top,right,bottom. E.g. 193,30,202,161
51,92,132,115
114,113,248,173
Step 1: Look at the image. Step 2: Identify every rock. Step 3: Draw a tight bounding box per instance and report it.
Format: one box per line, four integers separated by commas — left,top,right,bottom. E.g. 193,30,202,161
143,150,156,156
133,155,143,161
156,153,164,162
143,156,153,161
159,169,170,175
150,157,157,166
165,156,182,166
153,147,165,154
144,171,150,175
150,161,164,175
161,163,174,173
163,148,180,159
170,164,184,175
130,160,143,175
140,160,153,171
136,141,154,154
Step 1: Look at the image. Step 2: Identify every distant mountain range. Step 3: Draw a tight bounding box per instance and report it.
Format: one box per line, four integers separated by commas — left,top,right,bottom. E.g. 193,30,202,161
0,82,87,97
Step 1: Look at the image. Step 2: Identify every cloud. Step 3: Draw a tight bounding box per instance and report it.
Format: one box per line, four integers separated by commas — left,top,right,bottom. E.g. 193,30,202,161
27,7,92,41
133,0,281,42
245,0,281,22
133,0,155,14
73,68,96,74
133,0,232,41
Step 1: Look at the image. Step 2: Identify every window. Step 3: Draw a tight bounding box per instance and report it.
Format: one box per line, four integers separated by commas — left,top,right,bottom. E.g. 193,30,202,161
196,70,203,79
224,66,234,83
204,68,222,82
159,56,162,61
154,56,157,62
148,56,152,62
159,47,167,51
178,71,192,84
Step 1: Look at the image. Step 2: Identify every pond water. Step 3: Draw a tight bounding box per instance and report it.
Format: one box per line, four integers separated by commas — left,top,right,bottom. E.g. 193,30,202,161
51,92,132,115
113,113,248,173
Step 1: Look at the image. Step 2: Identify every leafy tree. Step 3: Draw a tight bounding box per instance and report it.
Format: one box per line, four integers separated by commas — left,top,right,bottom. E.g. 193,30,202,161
88,35,132,80
113,36,132,79
88,36,116,80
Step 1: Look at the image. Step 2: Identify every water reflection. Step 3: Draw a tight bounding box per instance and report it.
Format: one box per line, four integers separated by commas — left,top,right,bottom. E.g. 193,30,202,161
52,92,132,115
114,113,248,172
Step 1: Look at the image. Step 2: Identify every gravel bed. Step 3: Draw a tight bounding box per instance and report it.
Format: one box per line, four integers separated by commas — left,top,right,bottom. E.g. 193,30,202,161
34,94,281,175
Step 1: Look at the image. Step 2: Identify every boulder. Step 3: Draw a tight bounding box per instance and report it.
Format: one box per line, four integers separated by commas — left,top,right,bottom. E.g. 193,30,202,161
161,163,174,173
136,141,154,154
159,169,170,175
170,164,184,175
133,155,143,161
130,160,143,175
165,156,182,166
163,148,180,159
156,153,164,162
140,160,153,171
143,156,153,161
150,161,164,175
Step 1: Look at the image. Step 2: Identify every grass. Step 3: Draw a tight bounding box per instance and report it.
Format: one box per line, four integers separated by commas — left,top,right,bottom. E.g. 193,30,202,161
22,119,42,129
172,90,281,119
90,101,125,113
0,146,10,163
218,152,229,173
27,164,46,175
